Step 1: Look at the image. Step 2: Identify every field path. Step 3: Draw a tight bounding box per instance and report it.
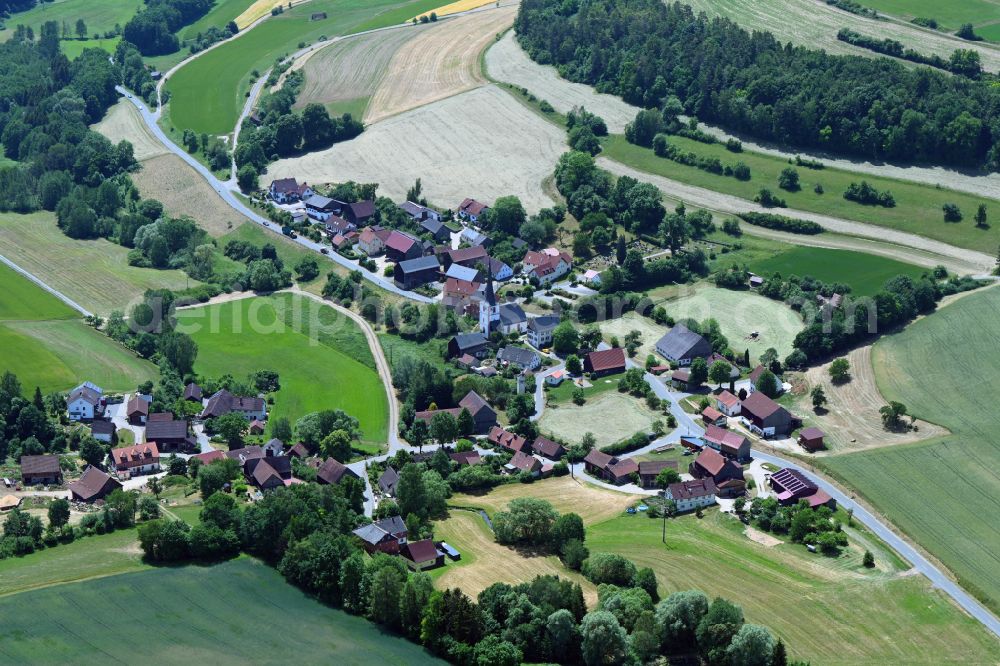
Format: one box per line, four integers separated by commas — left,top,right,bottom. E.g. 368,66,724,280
0,255,91,317
599,157,996,275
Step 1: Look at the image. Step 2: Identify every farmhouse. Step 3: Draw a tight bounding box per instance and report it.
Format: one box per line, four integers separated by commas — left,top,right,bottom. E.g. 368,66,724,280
740,392,793,437
655,325,712,366
670,368,691,389
664,478,717,512
486,257,513,281
507,451,542,477
343,200,376,226
584,348,626,377
488,426,528,453
496,346,541,371
316,458,360,486
304,194,339,221
522,248,572,284
67,382,103,422
414,391,496,434
638,460,677,489
531,436,565,460
183,382,203,402
716,390,742,417
443,278,481,314
145,414,194,452
461,227,490,247
583,449,613,477
69,466,122,503
444,245,488,269
400,539,445,571
353,515,407,555
448,332,489,359
798,427,826,451
269,178,312,203
378,466,400,496
90,419,116,443
126,394,149,425
607,458,639,485
769,468,835,509
450,450,483,466
20,455,62,485
703,424,751,462
357,227,385,256
111,443,160,475
444,263,481,283
701,406,727,427
394,256,440,290
689,448,745,496
527,315,560,348
384,230,423,263
583,449,637,485
400,200,441,222
202,389,267,421
458,198,490,223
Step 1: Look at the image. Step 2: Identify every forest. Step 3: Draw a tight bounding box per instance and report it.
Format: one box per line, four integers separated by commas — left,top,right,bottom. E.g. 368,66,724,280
515,0,1000,170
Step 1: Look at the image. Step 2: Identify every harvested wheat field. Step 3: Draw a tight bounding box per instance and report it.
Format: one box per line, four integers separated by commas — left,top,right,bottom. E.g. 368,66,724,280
92,100,168,161
486,31,640,133
366,6,517,123
267,85,566,212
794,345,946,453
539,390,660,449
131,154,246,237
433,510,599,606
294,26,429,115
412,0,498,21
451,475,641,526
233,0,288,28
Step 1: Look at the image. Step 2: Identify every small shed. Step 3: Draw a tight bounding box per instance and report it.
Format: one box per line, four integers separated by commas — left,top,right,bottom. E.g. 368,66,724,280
438,541,461,561
798,427,826,451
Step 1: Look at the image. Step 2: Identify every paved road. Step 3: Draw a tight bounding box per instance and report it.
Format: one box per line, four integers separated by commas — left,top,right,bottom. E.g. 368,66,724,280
0,254,92,317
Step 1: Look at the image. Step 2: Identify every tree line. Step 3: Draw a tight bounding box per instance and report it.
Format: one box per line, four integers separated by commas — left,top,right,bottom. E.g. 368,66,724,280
123,0,214,56
515,0,1000,170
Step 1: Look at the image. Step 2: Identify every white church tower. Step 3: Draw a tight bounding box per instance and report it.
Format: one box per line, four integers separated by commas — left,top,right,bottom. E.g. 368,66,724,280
479,276,499,335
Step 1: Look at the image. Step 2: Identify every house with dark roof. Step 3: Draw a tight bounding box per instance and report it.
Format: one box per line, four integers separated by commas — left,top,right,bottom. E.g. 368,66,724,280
304,194,339,221
655,325,712,366
457,198,490,223
184,382,203,402
414,391,496,434
526,315,560,348
378,466,400,496
394,255,440,290
703,424,751,462
67,382,103,422
583,449,636,485
531,436,564,460
384,230,423,263
353,515,408,555
498,303,527,335
90,419,116,444
488,426,528,453
126,394,149,425
343,200,376,226
486,256,513,281
325,215,355,236
201,389,267,421
111,443,160,475
689,448,744,497
769,468,835,509
637,460,677,489
69,466,122,503
401,539,445,570
316,458,360,486
607,458,639,485
496,346,540,371
450,450,483,466
583,449,613,477
740,392,793,437
400,200,442,222
269,178,312,203
420,218,450,242
447,332,489,359
507,451,542,477
664,478,716,512
444,245,488,269
20,455,62,485
247,458,286,490
583,348,626,376
670,368,691,389
798,427,826,452
145,415,194,452
288,442,310,458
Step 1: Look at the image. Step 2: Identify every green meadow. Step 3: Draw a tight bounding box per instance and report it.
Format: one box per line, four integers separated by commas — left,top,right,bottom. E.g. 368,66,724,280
0,0,141,40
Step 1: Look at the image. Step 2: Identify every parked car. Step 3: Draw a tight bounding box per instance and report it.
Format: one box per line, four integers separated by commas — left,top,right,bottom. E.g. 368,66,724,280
320,248,329,254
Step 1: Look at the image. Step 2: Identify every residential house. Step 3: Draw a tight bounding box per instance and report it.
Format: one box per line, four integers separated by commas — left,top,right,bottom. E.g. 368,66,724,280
247,458,287,491
90,419,116,444
583,348,626,376
670,368,691,389
496,346,540,372
262,438,284,457
655,325,712,366
522,249,572,284
740,392,793,437
442,278,482,315
111,443,160,475
498,303,528,335
582,269,602,287
526,315,560,348
288,443,310,458
226,445,265,465
531,436,564,460
420,218,450,243
689,448,745,497
384,230,423,263
67,382,103,421
357,227,385,256
401,539,445,571
447,332,489,359
316,458,360,485
664,478,716,512
798,427,826,452
583,449,637,485
583,449,614,477
414,391,496,434
769,468,835,509
748,365,780,394
457,198,490,223
701,406,727,427
269,178,312,203
716,390,742,417
324,215,355,236
445,263,481,283
394,255,440,289
20,455,62,485
304,194,338,221
450,451,483,466
192,450,225,465
545,370,565,386
706,353,740,379
460,227,490,247
703,424,751,462
342,201,376,227
145,414,194,452
248,419,266,435
378,466,400,496
400,200,442,222
486,257,513,281
69,466,122,503
507,451,542,477
444,245,488,269
488,426,528,453
202,389,267,421
330,231,358,251
126,394,149,425
637,460,677,489
183,383,203,402
353,515,408,555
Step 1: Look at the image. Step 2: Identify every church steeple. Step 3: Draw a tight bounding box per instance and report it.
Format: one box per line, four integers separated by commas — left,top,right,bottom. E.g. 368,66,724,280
479,275,499,335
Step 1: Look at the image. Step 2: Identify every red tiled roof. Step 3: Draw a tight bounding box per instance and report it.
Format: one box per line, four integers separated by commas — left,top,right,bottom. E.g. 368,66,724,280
444,278,480,297
741,391,785,420
447,246,488,265
799,427,825,440
489,426,527,452
669,477,716,500
608,458,638,479
584,449,613,469
693,447,728,476
704,424,748,451
112,443,159,468
717,390,740,409
459,198,489,216
20,454,60,475
531,436,563,458
702,406,725,422
585,348,626,373
192,450,225,464
385,230,418,253
403,539,440,564
510,451,541,473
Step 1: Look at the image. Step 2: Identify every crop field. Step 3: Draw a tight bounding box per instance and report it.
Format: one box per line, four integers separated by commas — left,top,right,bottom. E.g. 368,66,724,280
176,293,388,443
182,0,256,39
659,285,803,360
131,154,246,236
92,99,169,162
295,25,427,119
0,212,195,316
0,559,444,664
432,510,599,605
486,31,640,133
164,0,448,135
0,0,142,41
268,85,566,212
602,136,1000,258
412,0,499,21
539,390,660,448
598,312,665,361
855,0,1000,36
748,246,927,297
680,0,1000,72
822,285,1000,614
365,5,516,123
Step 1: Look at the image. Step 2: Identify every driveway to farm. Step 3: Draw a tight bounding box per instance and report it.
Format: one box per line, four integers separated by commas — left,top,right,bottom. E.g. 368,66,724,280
116,88,433,305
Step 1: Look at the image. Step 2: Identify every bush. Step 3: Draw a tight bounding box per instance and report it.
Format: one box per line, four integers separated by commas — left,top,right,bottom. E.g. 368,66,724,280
582,552,637,586
737,212,823,235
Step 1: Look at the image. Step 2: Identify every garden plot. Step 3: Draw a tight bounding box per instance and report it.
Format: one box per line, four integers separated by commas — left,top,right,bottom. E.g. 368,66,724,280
267,85,566,212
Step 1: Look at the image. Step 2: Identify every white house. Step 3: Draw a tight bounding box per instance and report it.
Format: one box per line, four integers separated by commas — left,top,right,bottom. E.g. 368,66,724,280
262,438,285,457
522,249,571,284
716,390,742,417
111,443,160,475
497,346,541,371
527,315,560,349
67,382,102,422
458,198,490,223
498,303,528,335
487,257,514,281
545,370,565,386
664,478,716,512
582,269,602,287
357,227,385,256
269,178,312,204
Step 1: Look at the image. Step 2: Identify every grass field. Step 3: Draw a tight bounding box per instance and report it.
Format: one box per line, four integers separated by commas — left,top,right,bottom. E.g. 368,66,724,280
597,312,666,362
61,36,119,59
539,390,660,448
449,478,999,664
602,135,1000,254
220,222,329,280
0,0,142,41
748,246,927,297
0,262,75,321
181,0,255,39
0,558,444,664
0,211,196,315
164,0,448,135
856,0,1000,36
176,293,388,443
822,285,1000,614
